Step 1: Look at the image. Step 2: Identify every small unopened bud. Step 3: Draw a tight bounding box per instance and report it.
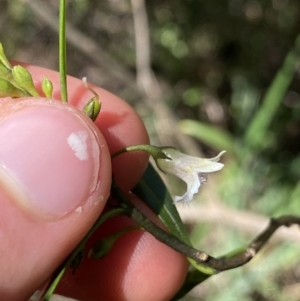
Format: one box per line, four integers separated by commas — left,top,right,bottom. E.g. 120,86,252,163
42,77,53,98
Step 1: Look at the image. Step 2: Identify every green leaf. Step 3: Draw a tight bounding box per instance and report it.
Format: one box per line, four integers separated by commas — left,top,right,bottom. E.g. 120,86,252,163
133,163,190,244
245,34,300,150
171,270,211,301
133,165,217,299
133,164,216,277
179,119,236,154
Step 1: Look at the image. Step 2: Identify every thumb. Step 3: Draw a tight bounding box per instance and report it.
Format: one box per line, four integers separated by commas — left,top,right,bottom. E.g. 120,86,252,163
0,97,111,300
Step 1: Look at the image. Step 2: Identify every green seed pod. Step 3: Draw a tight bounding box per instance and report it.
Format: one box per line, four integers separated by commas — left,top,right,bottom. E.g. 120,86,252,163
12,65,40,97
0,64,11,78
83,97,101,121
0,78,28,98
82,77,101,121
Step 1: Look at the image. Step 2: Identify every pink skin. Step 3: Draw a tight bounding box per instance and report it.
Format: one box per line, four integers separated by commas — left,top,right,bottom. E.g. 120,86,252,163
57,194,188,301
0,64,188,301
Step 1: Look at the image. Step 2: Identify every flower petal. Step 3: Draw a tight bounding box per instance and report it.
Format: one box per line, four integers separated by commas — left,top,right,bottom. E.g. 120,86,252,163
174,171,200,203
156,148,225,203
208,150,226,162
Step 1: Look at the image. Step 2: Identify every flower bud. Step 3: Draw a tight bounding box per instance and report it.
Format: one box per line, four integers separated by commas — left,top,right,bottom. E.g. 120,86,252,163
42,77,53,99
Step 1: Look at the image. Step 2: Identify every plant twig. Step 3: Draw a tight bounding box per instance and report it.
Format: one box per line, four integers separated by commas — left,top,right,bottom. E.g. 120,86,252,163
112,179,300,272
250,216,300,253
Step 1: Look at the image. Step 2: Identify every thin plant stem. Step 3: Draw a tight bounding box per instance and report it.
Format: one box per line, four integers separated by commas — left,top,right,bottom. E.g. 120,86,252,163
59,0,68,102
112,144,161,159
42,207,129,301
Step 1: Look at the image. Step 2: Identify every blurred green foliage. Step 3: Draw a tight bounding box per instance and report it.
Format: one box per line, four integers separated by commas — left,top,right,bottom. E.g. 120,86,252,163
1,0,300,300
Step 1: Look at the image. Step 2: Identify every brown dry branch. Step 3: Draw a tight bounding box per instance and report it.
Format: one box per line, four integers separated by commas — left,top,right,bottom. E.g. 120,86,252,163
134,207,300,271
112,179,300,272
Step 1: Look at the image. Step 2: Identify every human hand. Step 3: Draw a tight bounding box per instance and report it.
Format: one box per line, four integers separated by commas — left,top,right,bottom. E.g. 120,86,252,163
0,64,188,301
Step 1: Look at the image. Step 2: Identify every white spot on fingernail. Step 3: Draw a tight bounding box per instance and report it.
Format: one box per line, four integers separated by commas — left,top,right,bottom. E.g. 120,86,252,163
67,131,88,160
75,206,82,213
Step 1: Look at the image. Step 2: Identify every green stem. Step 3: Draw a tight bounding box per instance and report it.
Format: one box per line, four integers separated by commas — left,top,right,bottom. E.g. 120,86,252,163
42,267,66,300
42,207,129,301
59,0,68,102
112,144,171,160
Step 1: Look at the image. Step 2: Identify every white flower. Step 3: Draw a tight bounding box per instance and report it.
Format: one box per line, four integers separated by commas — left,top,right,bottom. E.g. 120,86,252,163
156,148,225,203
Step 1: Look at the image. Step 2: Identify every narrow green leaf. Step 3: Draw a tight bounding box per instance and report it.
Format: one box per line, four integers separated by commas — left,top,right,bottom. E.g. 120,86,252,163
133,163,190,244
133,164,216,299
245,34,300,149
133,164,216,274
171,270,211,301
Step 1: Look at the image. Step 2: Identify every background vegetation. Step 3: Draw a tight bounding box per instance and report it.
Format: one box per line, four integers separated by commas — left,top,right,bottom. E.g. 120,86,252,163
1,0,300,300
